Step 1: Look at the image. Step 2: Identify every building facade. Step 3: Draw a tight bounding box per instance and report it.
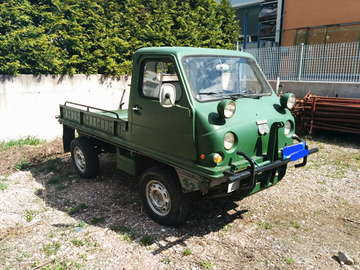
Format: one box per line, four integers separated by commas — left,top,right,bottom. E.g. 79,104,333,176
282,0,360,46
232,0,360,48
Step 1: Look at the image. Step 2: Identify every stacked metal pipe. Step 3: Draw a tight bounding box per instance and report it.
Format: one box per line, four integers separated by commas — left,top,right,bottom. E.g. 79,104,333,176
291,91,360,135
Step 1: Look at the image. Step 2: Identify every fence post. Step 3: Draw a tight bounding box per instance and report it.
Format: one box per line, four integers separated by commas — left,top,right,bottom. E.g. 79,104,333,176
297,43,304,81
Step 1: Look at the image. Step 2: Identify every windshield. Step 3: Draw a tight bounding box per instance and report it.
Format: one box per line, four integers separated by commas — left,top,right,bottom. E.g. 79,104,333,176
182,56,273,101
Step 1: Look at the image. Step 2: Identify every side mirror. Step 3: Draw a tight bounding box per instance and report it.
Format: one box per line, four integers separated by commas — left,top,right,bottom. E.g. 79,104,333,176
159,84,176,108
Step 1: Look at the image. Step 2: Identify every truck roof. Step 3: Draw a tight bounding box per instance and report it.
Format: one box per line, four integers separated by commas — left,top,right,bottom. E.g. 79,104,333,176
134,46,254,60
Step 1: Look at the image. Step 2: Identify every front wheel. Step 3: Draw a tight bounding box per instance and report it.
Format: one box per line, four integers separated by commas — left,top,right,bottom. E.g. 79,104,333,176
70,137,99,178
140,166,190,226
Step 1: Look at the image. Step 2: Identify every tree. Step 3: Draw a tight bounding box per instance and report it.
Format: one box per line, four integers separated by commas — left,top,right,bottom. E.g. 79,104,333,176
0,0,241,75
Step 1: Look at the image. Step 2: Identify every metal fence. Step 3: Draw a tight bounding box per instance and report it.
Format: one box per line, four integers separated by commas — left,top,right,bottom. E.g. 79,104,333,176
244,42,360,83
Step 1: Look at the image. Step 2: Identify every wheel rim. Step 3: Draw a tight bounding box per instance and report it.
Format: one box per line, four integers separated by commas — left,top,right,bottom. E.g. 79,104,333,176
74,146,86,172
145,180,171,216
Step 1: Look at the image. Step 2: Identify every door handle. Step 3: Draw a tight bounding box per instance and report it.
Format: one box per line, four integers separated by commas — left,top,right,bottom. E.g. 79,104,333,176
132,105,141,112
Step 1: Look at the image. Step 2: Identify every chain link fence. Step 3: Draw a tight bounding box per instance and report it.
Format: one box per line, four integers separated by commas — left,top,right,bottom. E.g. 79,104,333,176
244,42,360,83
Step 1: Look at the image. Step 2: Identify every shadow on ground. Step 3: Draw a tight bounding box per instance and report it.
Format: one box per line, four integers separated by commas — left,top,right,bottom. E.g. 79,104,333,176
28,152,249,252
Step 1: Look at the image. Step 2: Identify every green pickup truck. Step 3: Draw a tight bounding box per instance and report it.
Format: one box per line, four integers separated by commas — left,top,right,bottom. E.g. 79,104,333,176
57,47,318,226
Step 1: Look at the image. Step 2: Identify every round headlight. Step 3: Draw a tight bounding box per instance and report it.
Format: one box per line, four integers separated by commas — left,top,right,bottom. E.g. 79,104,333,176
217,100,236,119
213,153,223,164
224,132,235,150
284,120,292,135
280,93,296,109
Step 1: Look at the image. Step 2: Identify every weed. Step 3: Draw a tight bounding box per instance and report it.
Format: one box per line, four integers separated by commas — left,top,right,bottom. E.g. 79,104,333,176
198,260,215,269
68,203,88,215
47,175,61,185
15,158,30,170
259,221,273,230
112,226,136,243
222,224,232,232
0,176,8,190
35,188,43,196
48,232,56,238
0,136,41,151
23,251,29,257
43,242,61,257
183,248,192,256
0,182,8,190
71,239,84,247
140,234,153,246
25,209,38,222
45,158,62,172
290,221,301,229
317,181,325,185
161,257,171,264
285,257,295,265
90,217,105,224
31,260,40,267
76,221,86,228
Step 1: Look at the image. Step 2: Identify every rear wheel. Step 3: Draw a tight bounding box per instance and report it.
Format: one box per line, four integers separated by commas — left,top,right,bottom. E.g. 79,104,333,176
70,137,99,178
140,166,190,226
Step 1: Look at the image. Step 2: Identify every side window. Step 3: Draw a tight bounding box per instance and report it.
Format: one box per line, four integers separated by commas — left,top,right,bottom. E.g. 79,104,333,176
142,60,182,101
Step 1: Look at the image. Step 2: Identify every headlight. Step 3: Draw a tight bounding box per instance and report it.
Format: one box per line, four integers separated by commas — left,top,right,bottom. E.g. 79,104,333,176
280,93,296,109
213,153,223,164
224,132,235,150
284,120,292,135
218,100,236,119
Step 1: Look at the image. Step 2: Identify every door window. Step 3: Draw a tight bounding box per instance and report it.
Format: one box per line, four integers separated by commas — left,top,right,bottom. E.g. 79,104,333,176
142,60,182,101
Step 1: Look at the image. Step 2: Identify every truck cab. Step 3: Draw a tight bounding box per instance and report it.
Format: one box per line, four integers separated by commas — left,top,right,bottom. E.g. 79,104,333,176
58,47,318,226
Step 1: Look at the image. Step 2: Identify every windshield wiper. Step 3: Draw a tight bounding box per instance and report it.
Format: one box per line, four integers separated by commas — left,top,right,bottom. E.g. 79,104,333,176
229,93,261,100
198,92,222,96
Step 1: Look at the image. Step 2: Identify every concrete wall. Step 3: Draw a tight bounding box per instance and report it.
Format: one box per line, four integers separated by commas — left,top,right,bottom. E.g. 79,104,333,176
0,75,131,141
269,80,360,99
1,75,359,141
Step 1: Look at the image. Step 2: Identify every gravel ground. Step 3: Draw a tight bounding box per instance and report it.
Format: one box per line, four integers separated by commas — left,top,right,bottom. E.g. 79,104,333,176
0,132,359,270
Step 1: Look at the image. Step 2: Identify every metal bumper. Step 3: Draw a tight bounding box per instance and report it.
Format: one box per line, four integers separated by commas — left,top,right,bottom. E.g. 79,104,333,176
223,136,318,192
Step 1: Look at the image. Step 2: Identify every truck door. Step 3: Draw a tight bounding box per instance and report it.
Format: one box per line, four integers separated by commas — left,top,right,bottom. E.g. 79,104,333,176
130,58,195,161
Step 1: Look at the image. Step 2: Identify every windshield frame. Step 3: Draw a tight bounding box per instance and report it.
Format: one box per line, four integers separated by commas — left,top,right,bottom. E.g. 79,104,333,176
181,55,273,102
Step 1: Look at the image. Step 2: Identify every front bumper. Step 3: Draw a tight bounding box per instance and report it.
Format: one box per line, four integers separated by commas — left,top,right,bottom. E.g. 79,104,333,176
223,136,318,193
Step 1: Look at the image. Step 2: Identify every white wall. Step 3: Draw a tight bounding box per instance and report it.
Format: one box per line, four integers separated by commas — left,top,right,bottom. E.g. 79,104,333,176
0,74,131,141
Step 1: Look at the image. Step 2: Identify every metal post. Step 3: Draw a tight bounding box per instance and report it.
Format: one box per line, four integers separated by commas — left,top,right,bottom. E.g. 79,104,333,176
243,9,248,50
297,43,304,81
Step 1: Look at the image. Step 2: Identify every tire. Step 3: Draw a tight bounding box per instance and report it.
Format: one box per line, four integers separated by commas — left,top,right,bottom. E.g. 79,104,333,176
70,137,99,178
140,166,190,226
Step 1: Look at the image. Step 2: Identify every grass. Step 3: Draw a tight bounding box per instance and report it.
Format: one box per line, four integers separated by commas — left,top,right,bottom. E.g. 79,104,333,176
183,248,192,256
285,257,295,265
259,221,273,230
43,242,61,257
198,260,215,269
45,158,62,172
0,136,41,151
139,234,154,246
0,176,8,190
68,203,88,215
161,257,171,264
290,221,301,229
47,175,62,185
15,157,30,170
111,225,136,243
71,239,84,247
25,209,38,222
90,217,105,224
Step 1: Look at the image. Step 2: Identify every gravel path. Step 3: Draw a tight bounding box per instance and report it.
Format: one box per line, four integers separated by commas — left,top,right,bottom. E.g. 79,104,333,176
0,133,359,270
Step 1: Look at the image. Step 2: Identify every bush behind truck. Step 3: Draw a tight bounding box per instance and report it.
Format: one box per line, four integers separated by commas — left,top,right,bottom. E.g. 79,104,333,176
57,47,318,226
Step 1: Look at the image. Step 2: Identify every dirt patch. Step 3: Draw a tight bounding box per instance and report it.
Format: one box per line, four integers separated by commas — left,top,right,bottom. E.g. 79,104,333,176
0,132,359,269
